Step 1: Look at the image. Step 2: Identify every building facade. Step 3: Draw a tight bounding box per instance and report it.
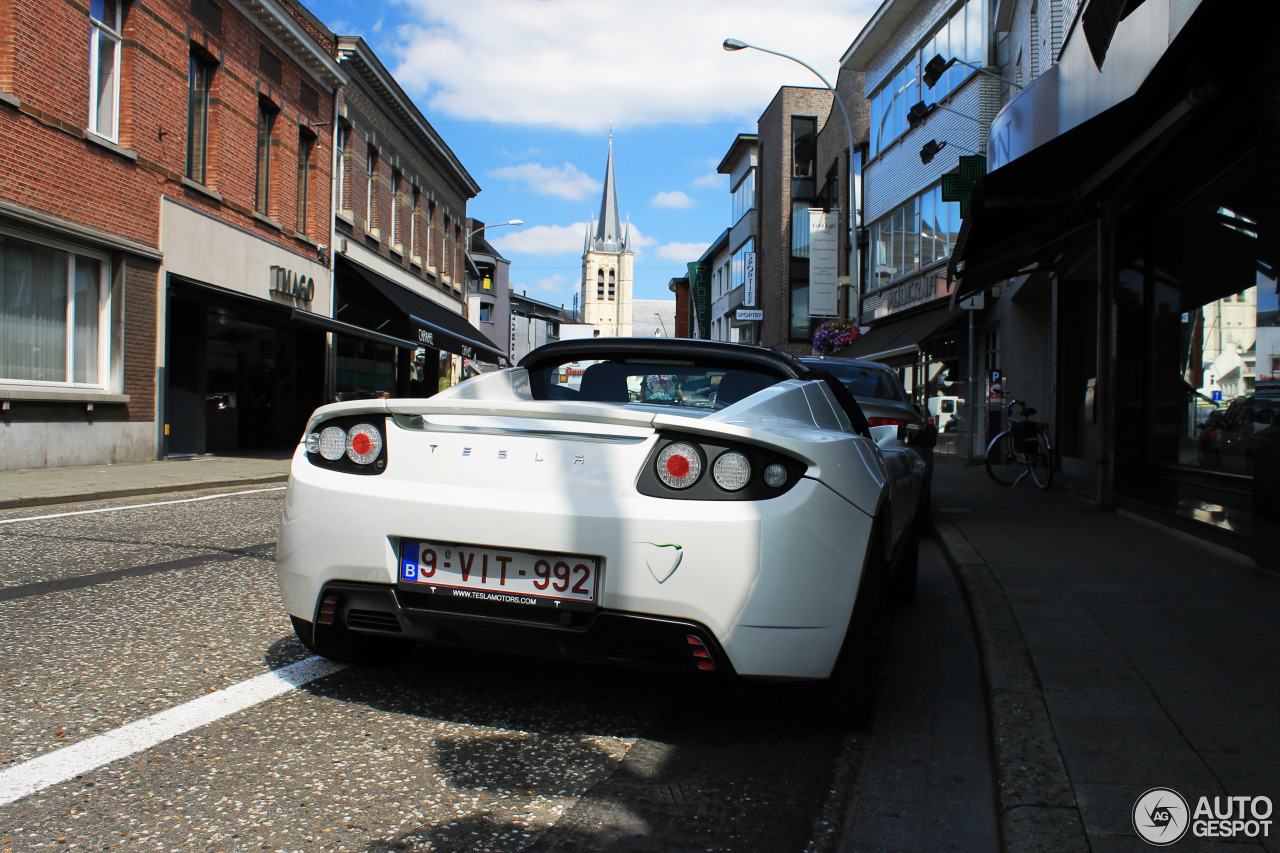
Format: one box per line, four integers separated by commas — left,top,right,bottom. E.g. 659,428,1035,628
0,0,344,468
712,135,758,344
839,0,1006,455
949,0,1280,566
755,86,834,356
466,218,513,370
580,139,633,337
324,37,502,405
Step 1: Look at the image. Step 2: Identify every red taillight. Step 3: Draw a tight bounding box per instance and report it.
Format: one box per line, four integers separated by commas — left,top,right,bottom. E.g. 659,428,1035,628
657,443,702,489
666,453,690,479
867,417,908,428
351,432,372,456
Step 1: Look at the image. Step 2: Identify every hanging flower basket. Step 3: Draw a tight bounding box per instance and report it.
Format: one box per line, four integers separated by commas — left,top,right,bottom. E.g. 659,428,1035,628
811,320,859,357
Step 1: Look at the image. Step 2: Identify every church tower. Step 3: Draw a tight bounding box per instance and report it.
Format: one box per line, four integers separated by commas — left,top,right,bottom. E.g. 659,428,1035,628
581,136,633,337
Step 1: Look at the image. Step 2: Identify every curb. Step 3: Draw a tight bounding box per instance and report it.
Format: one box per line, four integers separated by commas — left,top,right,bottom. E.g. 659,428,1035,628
0,475,289,512
930,509,1090,853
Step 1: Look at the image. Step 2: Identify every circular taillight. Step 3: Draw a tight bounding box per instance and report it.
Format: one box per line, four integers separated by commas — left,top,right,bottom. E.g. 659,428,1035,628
318,426,347,460
763,463,788,488
712,451,751,491
657,443,702,489
304,432,320,454
346,423,383,464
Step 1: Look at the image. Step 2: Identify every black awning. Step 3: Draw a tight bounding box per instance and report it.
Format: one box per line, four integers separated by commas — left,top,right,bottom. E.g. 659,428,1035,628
839,303,961,364
337,256,509,366
289,307,421,351
946,54,1207,302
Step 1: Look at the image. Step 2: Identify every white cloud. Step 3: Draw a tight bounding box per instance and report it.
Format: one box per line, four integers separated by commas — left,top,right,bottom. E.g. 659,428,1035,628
652,191,696,209
657,242,711,261
532,274,570,294
388,0,878,126
693,172,726,188
487,162,600,201
490,222,588,256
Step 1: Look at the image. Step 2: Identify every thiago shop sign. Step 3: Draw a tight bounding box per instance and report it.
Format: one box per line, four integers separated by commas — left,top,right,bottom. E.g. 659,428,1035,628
269,265,315,303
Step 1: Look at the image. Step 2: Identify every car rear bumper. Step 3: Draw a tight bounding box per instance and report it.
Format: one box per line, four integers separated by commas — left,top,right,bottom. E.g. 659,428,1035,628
309,580,736,676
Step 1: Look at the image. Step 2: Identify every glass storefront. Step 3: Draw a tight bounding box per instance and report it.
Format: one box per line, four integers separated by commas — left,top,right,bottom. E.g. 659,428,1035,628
1114,145,1277,551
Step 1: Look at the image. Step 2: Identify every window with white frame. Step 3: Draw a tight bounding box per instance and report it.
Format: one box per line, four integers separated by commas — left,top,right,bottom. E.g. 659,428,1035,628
89,0,122,141
869,184,961,288
410,187,420,260
186,53,215,183
366,146,379,234
1,232,111,387
335,124,349,213
390,171,400,249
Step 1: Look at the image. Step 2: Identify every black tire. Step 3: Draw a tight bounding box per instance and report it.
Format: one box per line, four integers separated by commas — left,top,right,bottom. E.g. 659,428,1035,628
890,520,919,605
809,528,887,727
985,431,1022,485
1030,431,1054,490
291,615,413,665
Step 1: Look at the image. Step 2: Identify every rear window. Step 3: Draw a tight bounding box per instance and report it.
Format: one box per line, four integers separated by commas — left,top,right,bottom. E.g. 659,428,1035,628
807,361,908,403
526,358,782,410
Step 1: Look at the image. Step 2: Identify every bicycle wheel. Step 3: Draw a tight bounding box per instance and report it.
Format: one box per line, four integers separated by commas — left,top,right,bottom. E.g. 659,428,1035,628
985,431,1022,485
1029,431,1053,490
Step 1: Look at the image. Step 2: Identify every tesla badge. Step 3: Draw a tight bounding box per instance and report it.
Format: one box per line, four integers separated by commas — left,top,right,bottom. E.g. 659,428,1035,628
633,542,684,583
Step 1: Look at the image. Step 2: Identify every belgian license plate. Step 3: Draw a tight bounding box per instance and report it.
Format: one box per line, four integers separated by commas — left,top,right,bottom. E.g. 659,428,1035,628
399,540,600,608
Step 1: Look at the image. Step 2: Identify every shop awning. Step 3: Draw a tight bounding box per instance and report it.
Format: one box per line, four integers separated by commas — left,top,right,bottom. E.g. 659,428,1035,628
337,257,509,366
289,308,420,351
946,33,1208,302
840,303,961,364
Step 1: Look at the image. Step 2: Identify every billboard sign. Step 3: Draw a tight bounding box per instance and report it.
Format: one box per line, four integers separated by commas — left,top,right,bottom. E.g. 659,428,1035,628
808,209,838,317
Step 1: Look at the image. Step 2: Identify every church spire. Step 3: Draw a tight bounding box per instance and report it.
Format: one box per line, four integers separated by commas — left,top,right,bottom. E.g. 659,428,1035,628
592,133,623,251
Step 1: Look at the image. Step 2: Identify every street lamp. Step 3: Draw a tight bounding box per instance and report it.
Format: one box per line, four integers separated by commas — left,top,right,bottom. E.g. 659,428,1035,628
923,54,1022,90
919,139,980,165
467,218,524,252
654,311,669,337
723,37,860,326
907,100,985,130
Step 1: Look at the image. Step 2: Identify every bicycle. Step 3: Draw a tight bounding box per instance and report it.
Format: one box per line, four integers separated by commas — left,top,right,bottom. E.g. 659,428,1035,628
985,396,1054,489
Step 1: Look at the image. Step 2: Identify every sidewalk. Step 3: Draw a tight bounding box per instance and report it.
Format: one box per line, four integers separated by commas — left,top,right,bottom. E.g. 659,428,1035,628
930,456,1280,853
0,453,291,511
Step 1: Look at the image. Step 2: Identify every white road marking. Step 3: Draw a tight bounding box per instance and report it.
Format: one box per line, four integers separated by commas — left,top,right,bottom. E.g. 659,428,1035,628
0,655,345,806
0,487,287,526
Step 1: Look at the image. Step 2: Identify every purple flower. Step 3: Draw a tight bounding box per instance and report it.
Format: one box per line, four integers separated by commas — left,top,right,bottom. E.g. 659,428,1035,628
811,321,860,356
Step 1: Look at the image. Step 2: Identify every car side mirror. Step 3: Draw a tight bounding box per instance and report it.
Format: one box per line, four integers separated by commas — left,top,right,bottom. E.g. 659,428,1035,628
906,421,938,448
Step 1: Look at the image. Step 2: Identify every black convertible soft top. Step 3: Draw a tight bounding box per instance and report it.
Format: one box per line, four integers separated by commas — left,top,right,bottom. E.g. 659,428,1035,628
519,337,870,435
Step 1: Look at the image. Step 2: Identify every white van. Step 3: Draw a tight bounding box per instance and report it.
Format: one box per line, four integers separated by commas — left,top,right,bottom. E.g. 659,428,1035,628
928,396,961,431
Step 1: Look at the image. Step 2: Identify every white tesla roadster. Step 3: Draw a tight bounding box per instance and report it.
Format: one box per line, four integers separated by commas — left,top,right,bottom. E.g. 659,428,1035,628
276,338,933,722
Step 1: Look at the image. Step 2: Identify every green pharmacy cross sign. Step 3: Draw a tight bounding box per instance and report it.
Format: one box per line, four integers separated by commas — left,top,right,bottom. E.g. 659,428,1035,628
941,154,987,218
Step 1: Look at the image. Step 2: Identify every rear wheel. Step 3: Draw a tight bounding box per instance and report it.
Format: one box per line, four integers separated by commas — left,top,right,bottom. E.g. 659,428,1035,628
809,528,888,726
1030,431,1054,490
291,615,413,665
889,519,919,605
985,431,1022,485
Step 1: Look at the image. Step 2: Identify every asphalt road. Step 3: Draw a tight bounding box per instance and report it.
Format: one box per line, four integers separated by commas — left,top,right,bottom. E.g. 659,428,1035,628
0,485,995,853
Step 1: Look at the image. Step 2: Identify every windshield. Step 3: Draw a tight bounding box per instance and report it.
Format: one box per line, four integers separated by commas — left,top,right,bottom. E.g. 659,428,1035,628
804,360,909,403
526,357,782,410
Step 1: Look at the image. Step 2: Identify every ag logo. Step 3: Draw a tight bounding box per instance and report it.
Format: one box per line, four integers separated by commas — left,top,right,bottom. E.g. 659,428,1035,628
1134,787,1190,845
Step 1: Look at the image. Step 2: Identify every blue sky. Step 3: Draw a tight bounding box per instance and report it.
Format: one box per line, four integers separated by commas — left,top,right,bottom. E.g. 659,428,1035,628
302,0,877,305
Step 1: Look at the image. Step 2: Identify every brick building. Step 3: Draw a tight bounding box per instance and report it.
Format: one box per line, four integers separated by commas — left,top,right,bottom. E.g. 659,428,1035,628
756,86,835,356
0,0,345,467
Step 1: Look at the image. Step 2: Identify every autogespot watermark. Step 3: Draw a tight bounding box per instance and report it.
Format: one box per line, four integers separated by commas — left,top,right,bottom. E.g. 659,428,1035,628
1133,788,1273,845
